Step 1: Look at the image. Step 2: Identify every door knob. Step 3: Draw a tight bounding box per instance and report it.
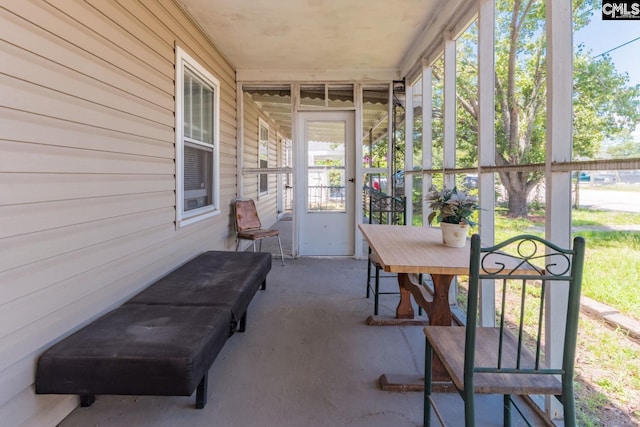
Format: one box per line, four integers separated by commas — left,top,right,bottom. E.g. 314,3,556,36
348,178,355,182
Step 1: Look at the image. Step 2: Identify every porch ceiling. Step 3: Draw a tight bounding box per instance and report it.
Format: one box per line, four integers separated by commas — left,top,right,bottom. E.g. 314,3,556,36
178,0,477,81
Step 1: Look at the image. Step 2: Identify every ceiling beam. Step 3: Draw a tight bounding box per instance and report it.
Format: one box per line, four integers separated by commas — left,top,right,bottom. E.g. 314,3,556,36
237,68,400,82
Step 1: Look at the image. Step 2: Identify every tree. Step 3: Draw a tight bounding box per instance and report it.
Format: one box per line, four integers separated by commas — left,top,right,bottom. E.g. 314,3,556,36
604,135,640,159
439,0,640,217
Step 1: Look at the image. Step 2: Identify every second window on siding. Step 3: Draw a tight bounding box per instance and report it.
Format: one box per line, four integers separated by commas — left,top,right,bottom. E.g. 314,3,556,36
258,119,269,197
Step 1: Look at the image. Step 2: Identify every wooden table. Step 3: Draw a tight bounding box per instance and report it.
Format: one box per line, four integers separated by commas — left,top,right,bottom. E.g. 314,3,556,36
359,224,470,391
359,224,470,324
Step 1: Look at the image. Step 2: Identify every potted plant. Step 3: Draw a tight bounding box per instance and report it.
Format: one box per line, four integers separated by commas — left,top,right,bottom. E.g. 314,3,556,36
425,186,479,247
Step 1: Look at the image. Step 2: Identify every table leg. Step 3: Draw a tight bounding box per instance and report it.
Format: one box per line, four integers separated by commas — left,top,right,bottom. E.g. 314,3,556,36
395,273,415,319
396,273,454,325
421,274,454,327
397,273,454,324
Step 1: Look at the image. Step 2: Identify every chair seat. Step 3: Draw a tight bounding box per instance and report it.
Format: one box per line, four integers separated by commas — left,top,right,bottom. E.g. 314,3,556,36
424,326,562,395
238,228,279,240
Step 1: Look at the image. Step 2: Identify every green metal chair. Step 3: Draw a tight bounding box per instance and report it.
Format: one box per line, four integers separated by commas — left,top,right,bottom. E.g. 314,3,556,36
364,188,407,315
423,234,585,427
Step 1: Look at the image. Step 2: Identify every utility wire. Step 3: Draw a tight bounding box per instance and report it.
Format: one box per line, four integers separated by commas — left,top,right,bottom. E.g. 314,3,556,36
593,35,640,58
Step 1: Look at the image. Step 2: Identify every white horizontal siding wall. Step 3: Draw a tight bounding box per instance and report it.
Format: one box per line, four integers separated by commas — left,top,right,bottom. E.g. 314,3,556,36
242,93,278,226
242,93,261,201
0,1,238,425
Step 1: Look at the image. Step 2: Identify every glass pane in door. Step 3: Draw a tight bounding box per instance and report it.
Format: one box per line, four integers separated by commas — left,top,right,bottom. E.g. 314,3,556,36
306,121,346,212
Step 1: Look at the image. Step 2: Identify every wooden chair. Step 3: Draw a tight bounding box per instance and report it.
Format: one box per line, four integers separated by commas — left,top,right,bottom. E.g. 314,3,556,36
364,188,406,315
423,234,586,427
233,199,285,266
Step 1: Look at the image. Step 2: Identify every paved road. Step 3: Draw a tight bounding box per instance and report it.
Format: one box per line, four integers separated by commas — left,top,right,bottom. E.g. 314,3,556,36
576,186,640,213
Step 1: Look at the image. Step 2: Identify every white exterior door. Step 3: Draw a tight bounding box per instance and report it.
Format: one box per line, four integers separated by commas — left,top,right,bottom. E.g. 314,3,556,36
297,111,355,256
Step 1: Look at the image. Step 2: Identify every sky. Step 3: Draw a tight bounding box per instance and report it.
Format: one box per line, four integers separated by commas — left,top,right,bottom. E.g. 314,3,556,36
573,11,640,141
574,11,640,86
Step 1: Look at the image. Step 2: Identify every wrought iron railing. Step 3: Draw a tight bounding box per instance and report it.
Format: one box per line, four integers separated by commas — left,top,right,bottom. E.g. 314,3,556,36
307,185,346,211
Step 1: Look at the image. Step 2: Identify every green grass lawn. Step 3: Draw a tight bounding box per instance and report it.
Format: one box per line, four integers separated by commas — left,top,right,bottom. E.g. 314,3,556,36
495,208,640,321
574,230,640,318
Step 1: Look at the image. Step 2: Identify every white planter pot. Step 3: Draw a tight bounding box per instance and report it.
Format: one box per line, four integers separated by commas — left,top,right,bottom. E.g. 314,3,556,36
439,222,469,248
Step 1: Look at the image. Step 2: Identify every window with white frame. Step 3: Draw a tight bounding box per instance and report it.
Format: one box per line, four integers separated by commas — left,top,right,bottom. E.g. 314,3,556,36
258,118,269,196
175,46,220,226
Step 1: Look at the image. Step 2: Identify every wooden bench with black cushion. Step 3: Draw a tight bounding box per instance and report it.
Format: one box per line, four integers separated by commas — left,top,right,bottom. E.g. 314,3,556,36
126,251,272,333
35,250,272,409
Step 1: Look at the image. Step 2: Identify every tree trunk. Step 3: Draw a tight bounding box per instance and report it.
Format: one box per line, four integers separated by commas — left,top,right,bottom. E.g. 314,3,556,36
506,188,529,217
499,171,532,217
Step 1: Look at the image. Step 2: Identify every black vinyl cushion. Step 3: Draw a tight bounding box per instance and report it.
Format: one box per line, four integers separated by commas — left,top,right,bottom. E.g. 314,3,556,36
35,304,231,396
126,251,272,322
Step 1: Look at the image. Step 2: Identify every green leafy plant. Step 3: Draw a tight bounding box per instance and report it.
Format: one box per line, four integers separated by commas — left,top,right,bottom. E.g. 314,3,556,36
425,186,479,226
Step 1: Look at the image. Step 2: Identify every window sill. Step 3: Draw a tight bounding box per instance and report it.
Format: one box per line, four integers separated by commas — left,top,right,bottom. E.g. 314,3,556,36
177,208,220,228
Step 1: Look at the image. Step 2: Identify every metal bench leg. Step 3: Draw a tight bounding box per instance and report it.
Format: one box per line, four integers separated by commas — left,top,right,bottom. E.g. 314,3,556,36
80,395,95,407
195,373,208,409
238,311,247,333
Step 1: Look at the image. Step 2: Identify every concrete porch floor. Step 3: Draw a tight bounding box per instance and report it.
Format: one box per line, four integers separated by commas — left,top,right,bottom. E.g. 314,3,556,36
59,218,547,427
